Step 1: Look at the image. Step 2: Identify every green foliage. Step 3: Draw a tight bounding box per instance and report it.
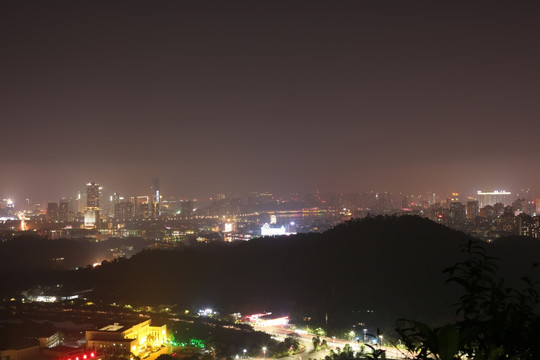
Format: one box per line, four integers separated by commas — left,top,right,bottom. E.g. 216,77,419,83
273,336,300,358
321,339,328,349
323,343,384,360
170,317,276,358
397,240,540,360
362,344,385,360
312,336,320,351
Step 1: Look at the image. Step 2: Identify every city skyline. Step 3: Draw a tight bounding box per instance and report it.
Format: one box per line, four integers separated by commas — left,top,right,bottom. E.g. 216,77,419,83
1,177,537,212
0,179,537,208
2,2,540,204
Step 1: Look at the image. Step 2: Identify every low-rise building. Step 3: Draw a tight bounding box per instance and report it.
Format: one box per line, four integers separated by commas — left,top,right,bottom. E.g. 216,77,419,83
85,320,167,356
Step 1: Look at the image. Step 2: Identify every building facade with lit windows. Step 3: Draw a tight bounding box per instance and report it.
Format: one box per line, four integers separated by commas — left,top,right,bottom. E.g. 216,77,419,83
85,320,167,356
476,190,513,208
84,182,101,229
466,200,479,220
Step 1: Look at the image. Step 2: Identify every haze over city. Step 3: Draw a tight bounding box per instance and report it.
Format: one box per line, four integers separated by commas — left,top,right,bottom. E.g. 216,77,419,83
3,2,540,360
2,1,540,203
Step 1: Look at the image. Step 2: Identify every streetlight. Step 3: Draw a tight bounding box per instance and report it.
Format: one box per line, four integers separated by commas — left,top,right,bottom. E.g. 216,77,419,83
262,347,267,359
243,349,247,357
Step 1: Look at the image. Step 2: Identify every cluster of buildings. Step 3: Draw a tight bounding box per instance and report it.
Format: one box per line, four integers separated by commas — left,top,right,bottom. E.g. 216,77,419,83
425,191,540,239
2,185,540,242
44,179,163,230
1,185,338,242
0,319,167,360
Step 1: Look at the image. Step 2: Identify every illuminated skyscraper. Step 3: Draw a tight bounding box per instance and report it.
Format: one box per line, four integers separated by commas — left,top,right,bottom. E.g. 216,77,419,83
87,182,100,208
110,192,122,217
151,178,160,218
85,182,100,229
76,191,86,213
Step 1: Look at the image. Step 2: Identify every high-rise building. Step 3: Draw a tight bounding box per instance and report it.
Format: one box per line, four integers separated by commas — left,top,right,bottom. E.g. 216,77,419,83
47,202,59,222
114,201,134,221
466,200,479,220
479,205,495,219
85,182,100,229
58,198,71,222
136,196,150,219
87,182,100,209
0,199,15,218
76,191,86,213
449,201,466,224
180,200,193,218
476,190,513,208
110,192,122,217
151,178,160,218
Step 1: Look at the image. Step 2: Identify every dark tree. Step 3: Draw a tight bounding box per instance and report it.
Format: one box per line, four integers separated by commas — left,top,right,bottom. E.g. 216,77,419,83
397,240,540,360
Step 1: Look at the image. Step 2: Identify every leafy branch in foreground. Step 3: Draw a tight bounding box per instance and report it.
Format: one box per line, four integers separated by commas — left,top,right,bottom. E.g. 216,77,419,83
397,240,540,360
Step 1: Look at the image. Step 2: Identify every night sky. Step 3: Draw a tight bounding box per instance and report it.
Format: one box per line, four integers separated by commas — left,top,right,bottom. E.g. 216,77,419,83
1,1,539,203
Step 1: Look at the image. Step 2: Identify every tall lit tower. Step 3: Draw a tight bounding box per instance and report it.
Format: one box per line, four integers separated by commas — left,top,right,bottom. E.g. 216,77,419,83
85,181,100,229
87,182,100,209
76,191,86,213
110,192,122,217
151,178,161,218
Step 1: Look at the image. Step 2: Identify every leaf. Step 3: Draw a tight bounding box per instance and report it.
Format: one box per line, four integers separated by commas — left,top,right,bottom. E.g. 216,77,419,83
411,321,438,354
436,325,459,360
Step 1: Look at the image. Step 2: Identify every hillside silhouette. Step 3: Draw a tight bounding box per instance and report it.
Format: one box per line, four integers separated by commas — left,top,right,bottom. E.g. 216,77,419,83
5,216,540,334
69,216,477,330
0,235,147,294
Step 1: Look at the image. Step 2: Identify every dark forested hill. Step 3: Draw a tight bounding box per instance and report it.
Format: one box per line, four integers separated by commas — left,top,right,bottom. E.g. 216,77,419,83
0,235,148,293
67,216,477,331
4,216,540,335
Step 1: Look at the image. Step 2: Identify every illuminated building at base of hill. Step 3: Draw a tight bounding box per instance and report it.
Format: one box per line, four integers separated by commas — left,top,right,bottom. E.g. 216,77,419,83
260,222,297,236
246,313,289,327
85,320,167,356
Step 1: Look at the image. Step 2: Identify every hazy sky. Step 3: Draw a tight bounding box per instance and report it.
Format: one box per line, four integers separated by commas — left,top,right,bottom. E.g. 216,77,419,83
1,1,539,203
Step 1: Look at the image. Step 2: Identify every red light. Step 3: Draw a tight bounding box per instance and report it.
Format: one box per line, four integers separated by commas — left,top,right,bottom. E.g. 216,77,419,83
91,354,95,358
76,357,79,360
84,355,87,359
